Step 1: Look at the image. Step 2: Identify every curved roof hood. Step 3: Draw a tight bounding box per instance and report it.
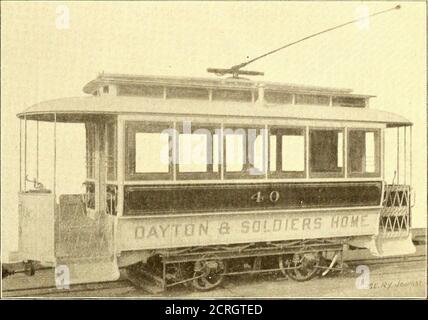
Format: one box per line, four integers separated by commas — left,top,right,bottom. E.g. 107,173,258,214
17,96,412,127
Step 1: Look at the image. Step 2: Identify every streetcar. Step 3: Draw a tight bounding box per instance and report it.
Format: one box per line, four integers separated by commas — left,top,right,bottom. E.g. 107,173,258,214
8,71,415,290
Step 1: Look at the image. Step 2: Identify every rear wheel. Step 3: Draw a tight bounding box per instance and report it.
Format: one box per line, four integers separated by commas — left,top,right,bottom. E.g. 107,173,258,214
192,257,226,291
279,252,320,281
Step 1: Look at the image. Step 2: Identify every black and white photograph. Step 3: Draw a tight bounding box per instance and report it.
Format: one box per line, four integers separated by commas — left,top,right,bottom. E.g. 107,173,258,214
1,1,426,301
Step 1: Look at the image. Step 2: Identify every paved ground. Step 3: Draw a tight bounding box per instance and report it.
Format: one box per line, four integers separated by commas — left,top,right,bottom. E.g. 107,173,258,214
3,259,426,298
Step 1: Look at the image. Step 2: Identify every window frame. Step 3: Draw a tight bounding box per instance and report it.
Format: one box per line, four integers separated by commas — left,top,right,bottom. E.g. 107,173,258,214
347,128,381,178
268,126,307,179
175,123,221,180
309,127,345,178
125,121,174,181
223,125,266,180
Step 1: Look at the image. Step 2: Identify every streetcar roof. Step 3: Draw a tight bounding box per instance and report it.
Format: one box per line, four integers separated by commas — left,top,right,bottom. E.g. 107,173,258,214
17,96,412,127
82,73,373,98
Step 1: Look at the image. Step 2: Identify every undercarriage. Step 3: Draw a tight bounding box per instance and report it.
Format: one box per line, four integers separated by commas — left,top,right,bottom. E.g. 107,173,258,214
125,238,348,292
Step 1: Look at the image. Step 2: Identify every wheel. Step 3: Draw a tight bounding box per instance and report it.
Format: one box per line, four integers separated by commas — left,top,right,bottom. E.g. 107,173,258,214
192,257,226,291
2,265,13,278
24,260,35,276
279,252,320,282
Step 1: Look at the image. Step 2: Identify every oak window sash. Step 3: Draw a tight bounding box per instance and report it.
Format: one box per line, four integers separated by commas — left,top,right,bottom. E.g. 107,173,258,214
223,126,266,179
175,123,221,180
125,121,173,181
309,127,345,178
347,128,381,178
268,126,306,179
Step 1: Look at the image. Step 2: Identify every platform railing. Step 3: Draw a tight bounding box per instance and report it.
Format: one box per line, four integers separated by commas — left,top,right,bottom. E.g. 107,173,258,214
379,184,411,238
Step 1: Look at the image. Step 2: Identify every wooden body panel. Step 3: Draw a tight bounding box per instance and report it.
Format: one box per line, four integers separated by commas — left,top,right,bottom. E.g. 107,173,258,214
117,207,381,251
18,192,55,263
123,181,383,216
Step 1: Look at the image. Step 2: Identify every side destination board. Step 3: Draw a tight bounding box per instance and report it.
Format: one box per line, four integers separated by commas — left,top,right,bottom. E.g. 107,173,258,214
117,208,381,251
123,181,382,216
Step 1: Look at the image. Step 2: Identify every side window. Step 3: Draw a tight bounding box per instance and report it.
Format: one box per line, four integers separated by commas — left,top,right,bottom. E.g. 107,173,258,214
251,134,265,175
176,123,221,179
126,122,173,180
309,128,344,177
135,132,170,173
224,127,266,178
269,127,306,178
178,133,208,172
224,129,245,172
348,129,380,177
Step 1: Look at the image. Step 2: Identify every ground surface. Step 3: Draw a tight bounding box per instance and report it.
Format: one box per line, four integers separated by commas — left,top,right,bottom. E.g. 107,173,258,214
2,258,426,298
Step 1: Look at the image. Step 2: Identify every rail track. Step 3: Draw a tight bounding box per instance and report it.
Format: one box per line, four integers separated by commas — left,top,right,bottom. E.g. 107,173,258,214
2,279,135,298
3,242,425,297
346,252,425,267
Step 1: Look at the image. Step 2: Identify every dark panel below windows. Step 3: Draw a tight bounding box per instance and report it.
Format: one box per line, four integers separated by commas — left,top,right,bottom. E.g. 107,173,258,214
124,181,382,216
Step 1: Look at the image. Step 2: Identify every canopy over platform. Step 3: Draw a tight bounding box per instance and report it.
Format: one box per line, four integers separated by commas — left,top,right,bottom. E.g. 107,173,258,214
17,96,412,127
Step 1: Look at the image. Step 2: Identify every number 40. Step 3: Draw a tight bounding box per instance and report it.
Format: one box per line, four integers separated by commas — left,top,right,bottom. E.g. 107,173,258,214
251,191,280,203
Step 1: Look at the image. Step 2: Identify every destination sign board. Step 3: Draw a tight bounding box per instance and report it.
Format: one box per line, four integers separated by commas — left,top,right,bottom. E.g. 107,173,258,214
117,208,380,251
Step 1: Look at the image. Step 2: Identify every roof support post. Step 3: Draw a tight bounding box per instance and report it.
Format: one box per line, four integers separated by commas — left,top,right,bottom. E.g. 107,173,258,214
220,123,224,181
397,127,400,184
410,126,412,187
305,126,309,179
24,115,27,192
19,119,22,192
264,124,268,179
117,118,125,217
172,121,177,181
404,126,407,184
36,121,39,183
343,127,348,178
381,127,385,180
53,113,57,204
95,121,106,215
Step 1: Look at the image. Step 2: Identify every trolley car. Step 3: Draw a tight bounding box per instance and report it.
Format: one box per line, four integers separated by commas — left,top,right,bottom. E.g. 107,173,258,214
10,73,415,290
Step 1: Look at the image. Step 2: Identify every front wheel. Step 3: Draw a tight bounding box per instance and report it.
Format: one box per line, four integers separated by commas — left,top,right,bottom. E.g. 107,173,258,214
24,260,36,276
